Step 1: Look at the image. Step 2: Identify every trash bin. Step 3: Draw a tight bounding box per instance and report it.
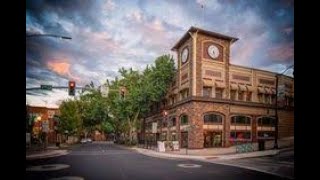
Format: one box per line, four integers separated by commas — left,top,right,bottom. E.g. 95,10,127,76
258,140,265,151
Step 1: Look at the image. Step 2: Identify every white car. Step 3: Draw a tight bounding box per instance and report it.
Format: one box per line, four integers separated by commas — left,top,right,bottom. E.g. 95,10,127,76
80,138,92,144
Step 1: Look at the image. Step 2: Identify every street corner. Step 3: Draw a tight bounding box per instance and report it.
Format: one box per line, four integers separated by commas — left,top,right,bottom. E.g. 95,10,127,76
26,150,69,160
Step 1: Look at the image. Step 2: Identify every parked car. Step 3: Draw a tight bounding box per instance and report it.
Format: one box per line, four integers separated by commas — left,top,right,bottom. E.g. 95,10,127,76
80,138,92,144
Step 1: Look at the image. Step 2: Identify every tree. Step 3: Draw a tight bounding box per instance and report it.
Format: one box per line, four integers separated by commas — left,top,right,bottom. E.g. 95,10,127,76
58,100,82,136
107,54,176,145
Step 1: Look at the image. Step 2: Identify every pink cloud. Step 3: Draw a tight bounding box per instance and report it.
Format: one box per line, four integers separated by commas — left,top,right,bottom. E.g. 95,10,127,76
283,27,293,34
47,61,80,82
268,42,294,61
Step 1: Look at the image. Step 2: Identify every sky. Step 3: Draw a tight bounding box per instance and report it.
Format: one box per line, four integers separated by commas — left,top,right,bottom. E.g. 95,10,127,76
26,0,294,108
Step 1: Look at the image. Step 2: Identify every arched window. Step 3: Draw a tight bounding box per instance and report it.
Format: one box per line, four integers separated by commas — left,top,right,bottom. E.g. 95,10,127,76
204,113,223,124
230,115,252,141
257,117,275,126
180,115,188,125
231,116,251,125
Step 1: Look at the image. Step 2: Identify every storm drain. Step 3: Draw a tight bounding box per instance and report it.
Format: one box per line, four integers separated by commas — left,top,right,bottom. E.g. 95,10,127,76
26,164,70,171
49,176,84,180
177,164,202,168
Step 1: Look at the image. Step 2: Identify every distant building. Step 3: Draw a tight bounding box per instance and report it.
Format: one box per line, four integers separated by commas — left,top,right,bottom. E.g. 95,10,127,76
26,105,60,144
141,27,294,149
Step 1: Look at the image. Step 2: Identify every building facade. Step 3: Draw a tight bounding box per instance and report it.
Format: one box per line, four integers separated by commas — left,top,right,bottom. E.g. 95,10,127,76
26,105,60,144
142,27,294,149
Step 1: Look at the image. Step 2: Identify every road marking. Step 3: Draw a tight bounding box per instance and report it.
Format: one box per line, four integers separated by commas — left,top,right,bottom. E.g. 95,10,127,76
48,176,84,180
177,164,202,168
26,164,70,171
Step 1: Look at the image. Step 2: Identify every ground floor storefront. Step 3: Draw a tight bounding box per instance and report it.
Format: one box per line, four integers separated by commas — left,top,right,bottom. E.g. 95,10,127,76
142,101,294,149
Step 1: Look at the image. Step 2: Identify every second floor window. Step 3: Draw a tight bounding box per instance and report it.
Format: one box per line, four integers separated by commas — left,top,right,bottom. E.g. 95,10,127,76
258,93,263,103
231,116,251,125
203,87,212,97
215,88,223,99
230,90,237,101
238,91,244,101
246,92,252,102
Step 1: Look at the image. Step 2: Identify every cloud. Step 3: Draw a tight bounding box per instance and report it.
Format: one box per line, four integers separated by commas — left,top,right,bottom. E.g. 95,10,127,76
47,61,80,82
267,42,294,62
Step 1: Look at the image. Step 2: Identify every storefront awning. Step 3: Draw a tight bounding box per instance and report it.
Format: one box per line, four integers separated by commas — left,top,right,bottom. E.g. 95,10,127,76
246,85,254,92
264,87,272,94
238,85,247,91
257,87,265,94
203,79,214,87
215,81,225,88
230,84,238,90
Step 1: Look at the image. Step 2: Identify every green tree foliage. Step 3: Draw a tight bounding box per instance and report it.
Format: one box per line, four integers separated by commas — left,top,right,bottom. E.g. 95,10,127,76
58,100,82,135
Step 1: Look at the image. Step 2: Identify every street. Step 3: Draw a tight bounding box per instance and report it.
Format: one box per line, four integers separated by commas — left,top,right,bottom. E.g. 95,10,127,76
26,142,290,180
210,149,294,179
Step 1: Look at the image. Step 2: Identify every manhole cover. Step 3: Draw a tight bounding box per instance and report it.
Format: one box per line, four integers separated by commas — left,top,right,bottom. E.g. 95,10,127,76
177,164,202,168
26,164,70,171
49,176,84,180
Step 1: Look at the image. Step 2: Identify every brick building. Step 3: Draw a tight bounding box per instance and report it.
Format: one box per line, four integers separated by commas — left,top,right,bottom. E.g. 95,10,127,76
26,105,60,144
142,27,294,149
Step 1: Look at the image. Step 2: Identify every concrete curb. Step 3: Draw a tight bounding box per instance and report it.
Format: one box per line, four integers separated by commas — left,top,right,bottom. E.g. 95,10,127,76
132,147,282,161
26,150,69,160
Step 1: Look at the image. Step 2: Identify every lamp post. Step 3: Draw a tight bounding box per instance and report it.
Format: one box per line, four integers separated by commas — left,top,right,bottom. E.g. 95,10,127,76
26,33,72,40
274,65,294,149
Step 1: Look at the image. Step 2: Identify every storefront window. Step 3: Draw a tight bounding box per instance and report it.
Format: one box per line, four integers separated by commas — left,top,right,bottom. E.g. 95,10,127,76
203,87,212,97
230,131,251,140
204,114,222,124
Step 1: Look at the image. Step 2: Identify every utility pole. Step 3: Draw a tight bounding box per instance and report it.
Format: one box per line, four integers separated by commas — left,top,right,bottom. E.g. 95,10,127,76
274,65,294,149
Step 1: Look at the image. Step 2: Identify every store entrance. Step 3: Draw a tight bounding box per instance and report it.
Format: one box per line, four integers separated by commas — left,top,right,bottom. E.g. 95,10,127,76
180,132,188,148
204,131,222,148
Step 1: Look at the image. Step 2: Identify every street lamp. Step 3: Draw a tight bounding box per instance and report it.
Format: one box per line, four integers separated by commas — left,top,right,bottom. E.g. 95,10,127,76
26,33,72,40
274,65,294,149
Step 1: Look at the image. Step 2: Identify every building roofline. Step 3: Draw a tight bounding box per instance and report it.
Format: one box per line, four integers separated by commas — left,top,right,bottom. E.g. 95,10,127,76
229,64,294,79
26,105,59,110
171,26,239,51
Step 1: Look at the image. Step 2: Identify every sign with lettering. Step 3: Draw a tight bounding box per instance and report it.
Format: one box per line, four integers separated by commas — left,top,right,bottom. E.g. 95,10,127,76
172,141,180,150
152,122,158,133
42,120,49,133
157,141,165,152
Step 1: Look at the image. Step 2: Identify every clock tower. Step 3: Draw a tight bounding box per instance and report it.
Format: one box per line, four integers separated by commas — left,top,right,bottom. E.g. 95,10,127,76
171,26,238,98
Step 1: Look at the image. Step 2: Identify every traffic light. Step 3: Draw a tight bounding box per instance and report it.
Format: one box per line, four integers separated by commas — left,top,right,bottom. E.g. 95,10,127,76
68,81,76,96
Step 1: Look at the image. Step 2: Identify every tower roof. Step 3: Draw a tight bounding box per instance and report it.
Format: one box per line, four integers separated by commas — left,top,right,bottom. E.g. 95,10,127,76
171,26,238,50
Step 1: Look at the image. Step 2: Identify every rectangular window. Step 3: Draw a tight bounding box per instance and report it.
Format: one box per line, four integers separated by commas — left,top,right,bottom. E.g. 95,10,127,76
180,89,189,100
181,115,188,125
203,87,212,97
171,118,176,126
215,88,223,99
264,94,270,104
271,95,276,105
246,92,252,102
238,91,244,101
230,90,237,101
258,94,263,103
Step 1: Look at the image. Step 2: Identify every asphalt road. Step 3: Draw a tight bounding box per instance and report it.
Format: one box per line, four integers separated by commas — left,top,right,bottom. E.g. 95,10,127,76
26,142,290,180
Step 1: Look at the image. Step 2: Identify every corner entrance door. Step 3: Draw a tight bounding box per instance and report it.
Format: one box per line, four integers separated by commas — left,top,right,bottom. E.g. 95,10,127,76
180,132,188,148
204,131,222,148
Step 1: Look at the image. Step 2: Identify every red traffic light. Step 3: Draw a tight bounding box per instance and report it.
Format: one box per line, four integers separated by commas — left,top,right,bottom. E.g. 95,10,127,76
69,81,75,87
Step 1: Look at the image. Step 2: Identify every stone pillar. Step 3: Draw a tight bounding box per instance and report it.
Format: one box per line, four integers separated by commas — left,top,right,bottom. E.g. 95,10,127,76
224,105,231,147
188,103,204,149
252,116,257,142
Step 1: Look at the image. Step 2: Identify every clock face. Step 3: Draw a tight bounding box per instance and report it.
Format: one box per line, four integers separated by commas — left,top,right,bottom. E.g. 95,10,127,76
181,48,189,63
208,45,220,59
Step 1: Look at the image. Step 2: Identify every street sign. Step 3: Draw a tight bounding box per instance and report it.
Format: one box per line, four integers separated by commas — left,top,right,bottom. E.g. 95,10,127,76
100,85,109,97
152,122,157,133
42,120,49,133
40,85,52,90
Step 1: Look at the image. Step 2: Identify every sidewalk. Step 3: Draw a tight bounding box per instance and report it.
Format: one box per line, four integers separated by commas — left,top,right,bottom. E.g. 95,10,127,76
131,137,294,161
26,144,72,160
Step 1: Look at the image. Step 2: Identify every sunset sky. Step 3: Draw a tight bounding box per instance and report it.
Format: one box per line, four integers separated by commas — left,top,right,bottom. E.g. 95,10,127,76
26,0,294,108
